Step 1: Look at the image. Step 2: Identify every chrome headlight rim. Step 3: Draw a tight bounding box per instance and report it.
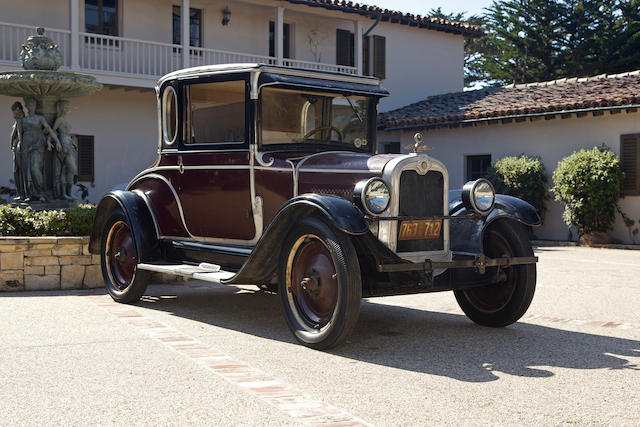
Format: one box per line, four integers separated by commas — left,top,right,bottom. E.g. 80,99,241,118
462,178,495,215
354,177,391,216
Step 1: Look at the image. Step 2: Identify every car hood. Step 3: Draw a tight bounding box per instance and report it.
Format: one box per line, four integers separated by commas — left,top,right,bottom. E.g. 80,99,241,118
264,150,403,199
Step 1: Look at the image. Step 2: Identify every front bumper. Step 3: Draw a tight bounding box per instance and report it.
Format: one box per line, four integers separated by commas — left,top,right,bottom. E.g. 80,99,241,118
377,254,538,275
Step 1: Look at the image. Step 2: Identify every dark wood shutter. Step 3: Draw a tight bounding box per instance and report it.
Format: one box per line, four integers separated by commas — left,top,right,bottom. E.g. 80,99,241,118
336,29,354,66
621,134,640,195
373,35,386,79
76,135,95,182
363,36,370,75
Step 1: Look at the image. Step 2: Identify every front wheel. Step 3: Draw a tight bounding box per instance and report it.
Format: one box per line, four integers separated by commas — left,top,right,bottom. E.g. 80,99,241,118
278,217,362,350
101,209,150,303
454,220,536,327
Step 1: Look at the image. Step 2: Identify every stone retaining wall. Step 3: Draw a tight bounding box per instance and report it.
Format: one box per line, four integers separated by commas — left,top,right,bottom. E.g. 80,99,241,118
0,236,182,292
0,237,101,291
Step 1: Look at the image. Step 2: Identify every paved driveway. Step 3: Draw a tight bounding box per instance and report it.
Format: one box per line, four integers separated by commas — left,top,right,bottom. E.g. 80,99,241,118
1,246,639,425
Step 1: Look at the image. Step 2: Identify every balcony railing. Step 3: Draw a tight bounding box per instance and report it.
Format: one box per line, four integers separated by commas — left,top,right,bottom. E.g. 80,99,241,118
283,58,358,75
0,22,359,82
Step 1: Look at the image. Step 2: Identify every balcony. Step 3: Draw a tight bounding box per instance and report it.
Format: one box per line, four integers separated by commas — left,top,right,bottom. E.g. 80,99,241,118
0,21,358,88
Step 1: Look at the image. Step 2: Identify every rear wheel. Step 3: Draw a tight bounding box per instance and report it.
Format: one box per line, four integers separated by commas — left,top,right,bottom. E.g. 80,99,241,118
101,209,150,303
278,217,362,350
454,220,536,327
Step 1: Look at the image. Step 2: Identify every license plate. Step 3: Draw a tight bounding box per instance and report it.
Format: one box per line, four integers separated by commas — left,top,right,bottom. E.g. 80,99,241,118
398,219,442,241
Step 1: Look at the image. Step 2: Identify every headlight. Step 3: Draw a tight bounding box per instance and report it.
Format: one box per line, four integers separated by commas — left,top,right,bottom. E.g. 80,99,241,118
354,178,390,215
462,179,495,215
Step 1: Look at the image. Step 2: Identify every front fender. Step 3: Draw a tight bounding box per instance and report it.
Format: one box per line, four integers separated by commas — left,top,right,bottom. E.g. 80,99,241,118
223,194,367,285
449,191,541,254
88,191,160,262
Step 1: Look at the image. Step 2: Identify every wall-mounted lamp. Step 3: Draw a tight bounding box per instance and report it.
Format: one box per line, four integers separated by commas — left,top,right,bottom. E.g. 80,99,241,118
222,7,231,26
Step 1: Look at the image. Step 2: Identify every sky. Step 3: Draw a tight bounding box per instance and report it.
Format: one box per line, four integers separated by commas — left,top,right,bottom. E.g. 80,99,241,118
361,0,494,18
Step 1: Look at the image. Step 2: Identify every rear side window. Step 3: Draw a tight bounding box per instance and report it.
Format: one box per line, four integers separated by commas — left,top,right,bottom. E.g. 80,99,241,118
187,80,246,144
162,86,178,145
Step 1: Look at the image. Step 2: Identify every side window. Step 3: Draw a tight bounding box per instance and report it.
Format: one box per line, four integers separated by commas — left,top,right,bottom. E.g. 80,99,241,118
162,86,178,145
187,80,246,145
466,154,491,181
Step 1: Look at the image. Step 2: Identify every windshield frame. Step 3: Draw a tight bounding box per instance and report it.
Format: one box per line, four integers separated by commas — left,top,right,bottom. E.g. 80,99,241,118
257,84,378,154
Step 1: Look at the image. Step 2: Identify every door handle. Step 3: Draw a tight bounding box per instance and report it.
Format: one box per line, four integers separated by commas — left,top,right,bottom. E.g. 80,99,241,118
178,155,184,175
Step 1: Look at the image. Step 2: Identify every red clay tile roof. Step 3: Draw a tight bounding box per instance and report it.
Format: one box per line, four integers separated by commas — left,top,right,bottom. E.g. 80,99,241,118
380,70,640,130
281,0,484,38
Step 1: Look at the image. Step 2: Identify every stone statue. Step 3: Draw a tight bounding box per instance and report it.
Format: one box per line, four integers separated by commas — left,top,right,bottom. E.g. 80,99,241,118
1,27,101,207
9,101,26,200
52,100,78,200
22,97,61,201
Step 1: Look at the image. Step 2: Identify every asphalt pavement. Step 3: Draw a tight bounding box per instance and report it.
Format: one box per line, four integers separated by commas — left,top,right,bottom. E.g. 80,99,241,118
1,245,639,425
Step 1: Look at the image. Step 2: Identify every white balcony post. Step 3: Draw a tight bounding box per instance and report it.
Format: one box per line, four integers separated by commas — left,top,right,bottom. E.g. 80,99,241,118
70,0,80,68
181,0,190,68
354,20,363,75
275,7,284,65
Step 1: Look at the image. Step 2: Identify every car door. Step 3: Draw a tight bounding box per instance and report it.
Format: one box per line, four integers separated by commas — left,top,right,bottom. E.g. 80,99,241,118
173,77,257,242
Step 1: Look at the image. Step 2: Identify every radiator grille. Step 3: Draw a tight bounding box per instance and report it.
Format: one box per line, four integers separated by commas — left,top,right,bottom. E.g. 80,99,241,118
397,170,444,252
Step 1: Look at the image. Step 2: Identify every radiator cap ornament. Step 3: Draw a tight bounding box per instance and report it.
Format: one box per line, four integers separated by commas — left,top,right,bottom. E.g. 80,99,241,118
404,132,434,153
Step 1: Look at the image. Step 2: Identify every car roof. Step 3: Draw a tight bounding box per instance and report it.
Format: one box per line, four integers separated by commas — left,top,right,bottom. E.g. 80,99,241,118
157,63,385,89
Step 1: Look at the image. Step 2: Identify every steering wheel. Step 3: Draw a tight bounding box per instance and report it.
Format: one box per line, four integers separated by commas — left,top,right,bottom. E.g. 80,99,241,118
302,126,343,143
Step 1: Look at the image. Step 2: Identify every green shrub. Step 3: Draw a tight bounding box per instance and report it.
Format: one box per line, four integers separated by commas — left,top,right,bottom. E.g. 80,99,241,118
486,154,548,217
0,204,96,237
552,147,623,235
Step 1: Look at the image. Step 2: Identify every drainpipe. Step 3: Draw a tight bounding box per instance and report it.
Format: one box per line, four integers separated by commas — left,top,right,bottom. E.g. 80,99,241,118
363,11,381,38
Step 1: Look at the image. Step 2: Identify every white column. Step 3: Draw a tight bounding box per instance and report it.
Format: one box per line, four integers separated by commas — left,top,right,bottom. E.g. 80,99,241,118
181,0,190,68
354,20,363,75
275,7,284,65
70,0,80,69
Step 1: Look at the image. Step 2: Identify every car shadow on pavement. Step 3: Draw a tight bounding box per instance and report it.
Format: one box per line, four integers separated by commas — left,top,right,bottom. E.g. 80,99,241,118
134,284,640,383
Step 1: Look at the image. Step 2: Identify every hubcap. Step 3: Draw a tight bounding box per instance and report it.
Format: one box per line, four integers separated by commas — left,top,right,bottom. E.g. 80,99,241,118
105,221,136,291
463,229,517,313
286,235,338,329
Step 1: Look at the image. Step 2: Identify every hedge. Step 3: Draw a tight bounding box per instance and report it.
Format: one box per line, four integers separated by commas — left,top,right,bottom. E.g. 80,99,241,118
486,154,548,217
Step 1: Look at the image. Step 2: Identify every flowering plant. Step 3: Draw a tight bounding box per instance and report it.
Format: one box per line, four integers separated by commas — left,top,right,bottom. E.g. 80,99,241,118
0,204,95,236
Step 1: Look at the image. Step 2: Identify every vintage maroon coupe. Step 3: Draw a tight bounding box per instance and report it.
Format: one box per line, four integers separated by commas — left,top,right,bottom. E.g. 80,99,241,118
90,64,540,349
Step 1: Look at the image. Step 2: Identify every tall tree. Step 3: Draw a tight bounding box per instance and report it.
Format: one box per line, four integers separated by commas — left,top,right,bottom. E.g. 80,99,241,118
457,0,640,86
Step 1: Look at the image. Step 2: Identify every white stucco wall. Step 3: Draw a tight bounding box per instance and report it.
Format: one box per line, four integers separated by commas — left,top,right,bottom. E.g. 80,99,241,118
0,88,158,203
382,110,640,244
1,0,466,111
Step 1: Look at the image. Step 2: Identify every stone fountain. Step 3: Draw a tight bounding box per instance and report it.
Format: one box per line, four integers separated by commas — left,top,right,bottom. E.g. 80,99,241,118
0,27,102,207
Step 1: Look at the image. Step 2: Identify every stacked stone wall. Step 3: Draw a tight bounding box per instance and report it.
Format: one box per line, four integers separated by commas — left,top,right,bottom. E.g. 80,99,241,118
0,237,102,291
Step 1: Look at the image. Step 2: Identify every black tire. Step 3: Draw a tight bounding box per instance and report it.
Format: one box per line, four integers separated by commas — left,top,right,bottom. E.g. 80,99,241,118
100,209,150,304
454,220,536,327
278,216,362,350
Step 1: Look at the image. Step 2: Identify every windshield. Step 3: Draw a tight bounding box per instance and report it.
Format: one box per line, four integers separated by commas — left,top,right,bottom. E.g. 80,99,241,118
261,87,371,151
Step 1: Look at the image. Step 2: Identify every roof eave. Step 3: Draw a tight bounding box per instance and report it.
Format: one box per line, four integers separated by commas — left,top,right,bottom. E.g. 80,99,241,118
380,104,640,131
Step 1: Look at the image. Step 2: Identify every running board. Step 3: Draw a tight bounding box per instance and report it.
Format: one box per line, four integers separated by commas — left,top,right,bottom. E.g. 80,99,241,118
138,262,236,283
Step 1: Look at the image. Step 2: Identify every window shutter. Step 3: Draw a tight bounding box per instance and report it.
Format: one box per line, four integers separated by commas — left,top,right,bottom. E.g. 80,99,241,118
336,29,354,66
373,35,386,79
621,134,640,195
363,36,370,76
76,135,95,182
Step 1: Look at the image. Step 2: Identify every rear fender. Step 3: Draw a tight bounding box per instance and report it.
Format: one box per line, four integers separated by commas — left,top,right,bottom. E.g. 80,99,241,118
88,191,160,262
223,194,367,285
449,192,541,254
